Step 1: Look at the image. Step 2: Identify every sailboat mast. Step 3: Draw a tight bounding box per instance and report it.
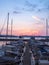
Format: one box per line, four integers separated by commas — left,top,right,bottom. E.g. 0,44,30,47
6,13,9,36
46,19,48,37
11,19,13,36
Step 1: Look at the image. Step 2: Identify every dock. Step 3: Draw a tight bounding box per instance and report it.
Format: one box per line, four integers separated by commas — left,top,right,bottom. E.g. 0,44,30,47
23,43,31,65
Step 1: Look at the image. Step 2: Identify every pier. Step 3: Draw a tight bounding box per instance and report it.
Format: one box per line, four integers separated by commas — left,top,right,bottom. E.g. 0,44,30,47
23,42,31,65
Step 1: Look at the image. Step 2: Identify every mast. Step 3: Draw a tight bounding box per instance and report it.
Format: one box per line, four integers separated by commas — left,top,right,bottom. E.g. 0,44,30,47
6,13,9,37
46,19,48,37
11,19,13,36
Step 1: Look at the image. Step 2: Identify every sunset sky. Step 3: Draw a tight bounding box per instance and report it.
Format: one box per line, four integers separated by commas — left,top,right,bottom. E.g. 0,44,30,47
0,0,49,36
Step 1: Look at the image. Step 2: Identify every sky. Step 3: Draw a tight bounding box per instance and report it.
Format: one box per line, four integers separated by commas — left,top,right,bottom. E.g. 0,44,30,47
0,0,49,36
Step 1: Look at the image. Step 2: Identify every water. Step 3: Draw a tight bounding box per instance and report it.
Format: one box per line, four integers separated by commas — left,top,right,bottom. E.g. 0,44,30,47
45,42,49,45
0,41,10,47
0,41,6,46
0,41,49,46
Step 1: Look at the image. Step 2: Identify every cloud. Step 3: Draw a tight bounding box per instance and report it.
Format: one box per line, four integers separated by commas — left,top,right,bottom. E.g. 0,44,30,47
14,0,49,13
25,1,33,7
37,6,49,13
24,0,38,12
13,11,21,14
39,0,45,3
25,0,37,8
24,0,48,13
37,8,44,12
13,6,22,14
32,16,41,21
46,5,49,10
39,0,49,12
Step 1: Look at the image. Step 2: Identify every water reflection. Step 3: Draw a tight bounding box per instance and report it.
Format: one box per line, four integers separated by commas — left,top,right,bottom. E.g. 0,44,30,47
0,41,49,47
0,41,10,46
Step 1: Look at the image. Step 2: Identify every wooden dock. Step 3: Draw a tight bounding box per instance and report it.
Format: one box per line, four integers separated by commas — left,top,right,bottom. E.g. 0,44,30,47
23,43,31,65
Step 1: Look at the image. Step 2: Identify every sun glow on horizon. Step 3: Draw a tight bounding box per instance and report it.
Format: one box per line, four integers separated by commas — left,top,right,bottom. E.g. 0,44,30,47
10,28,40,36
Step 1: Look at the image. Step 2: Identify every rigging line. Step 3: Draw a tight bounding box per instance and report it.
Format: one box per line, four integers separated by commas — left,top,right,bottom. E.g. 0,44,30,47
0,17,6,35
